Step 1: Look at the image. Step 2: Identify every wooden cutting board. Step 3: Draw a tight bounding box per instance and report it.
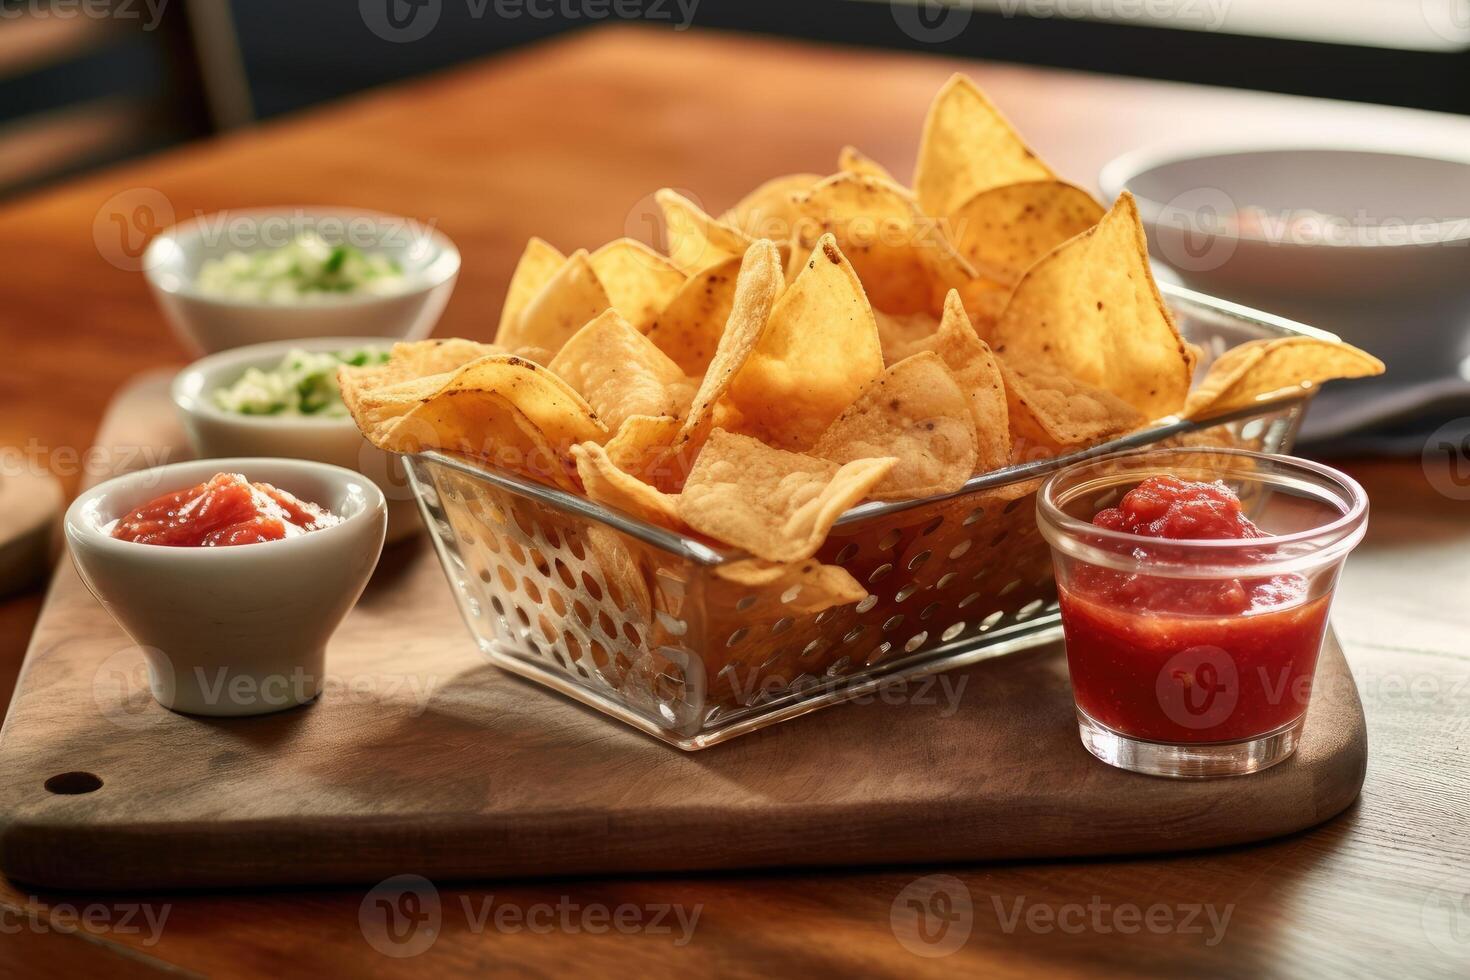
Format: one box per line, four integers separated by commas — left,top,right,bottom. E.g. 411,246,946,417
0,373,1367,889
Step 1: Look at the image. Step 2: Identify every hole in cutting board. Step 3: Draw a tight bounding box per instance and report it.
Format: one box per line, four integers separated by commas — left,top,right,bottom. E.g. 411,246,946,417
44,771,102,795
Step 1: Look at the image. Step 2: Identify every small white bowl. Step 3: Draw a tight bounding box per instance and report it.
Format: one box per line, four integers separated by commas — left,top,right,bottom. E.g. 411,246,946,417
66,458,386,717
1102,144,1470,294
1101,143,1470,382
172,337,420,543
143,207,460,355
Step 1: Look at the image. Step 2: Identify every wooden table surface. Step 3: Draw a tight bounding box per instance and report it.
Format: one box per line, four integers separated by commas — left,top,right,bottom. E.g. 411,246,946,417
2,25,1468,978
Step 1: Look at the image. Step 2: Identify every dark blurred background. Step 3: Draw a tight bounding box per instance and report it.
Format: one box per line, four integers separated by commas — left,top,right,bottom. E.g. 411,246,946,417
1,0,1466,197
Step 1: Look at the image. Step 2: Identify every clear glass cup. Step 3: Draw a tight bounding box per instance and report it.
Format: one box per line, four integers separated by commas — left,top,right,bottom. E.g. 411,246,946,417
1036,448,1368,778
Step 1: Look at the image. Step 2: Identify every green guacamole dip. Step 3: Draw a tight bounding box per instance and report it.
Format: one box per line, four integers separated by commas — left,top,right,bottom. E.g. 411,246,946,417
196,232,406,302
213,348,389,418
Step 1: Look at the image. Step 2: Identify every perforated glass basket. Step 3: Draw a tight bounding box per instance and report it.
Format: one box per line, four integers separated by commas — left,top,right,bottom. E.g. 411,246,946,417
405,284,1334,749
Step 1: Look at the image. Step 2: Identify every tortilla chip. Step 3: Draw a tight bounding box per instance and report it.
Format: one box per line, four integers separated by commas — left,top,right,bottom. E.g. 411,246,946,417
657,189,752,275
509,345,555,366
355,381,578,490
838,145,897,184
793,173,975,315
990,193,1192,420
913,73,1054,219
677,429,896,562
712,559,866,616
339,338,503,418
891,291,1011,472
999,360,1144,452
499,248,612,354
603,413,681,469
496,237,565,343
571,441,686,531
724,173,822,242
725,234,884,450
588,238,687,332
548,309,695,431
582,525,653,626
1184,337,1385,419
644,255,742,375
350,353,607,483
658,240,785,484
812,351,977,501
956,277,1009,337
949,180,1104,286
875,309,940,365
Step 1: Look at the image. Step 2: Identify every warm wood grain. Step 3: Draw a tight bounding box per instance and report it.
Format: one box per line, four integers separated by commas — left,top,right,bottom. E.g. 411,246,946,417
0,469,61,598
0,374,1367,890
1,24,1467,979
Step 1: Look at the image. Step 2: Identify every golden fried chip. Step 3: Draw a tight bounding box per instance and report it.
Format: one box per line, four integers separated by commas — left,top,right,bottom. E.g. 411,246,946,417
657,189,752,274
1184,337,1385,419
914,73,1054,219
582,525,653,626
726,234,884,450
350,354,607,483
571,441,685,531
548,309,695,431
660,241,785,479
499,248,612,354
385,338,505,377
359,383,578,490
837,145,897,184
888,291,1011,472
677,430,896,562
644,254,741,375
604,413,682,472
812,351,976,501
990,193,1192,420
875,309,940,365
793,173,974,315
339,338,503,418
509,345,555,366
999,360,1144,453
440,356,607,448
724,173,822,242
712,559,865,616
588,238,687,332
496,237,564,342
949,180,1103,286
956,277,1009,336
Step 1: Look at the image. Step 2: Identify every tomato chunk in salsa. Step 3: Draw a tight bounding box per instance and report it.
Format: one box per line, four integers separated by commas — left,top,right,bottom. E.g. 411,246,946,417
1060,476,1329,744
111,472,339,547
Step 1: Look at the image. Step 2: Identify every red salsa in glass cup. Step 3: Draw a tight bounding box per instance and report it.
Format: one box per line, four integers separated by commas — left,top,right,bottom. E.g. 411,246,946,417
1037,448,1368,778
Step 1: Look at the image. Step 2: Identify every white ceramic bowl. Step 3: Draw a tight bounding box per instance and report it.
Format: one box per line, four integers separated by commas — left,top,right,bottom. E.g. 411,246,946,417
1101,144,1470,382
66,458,386,717
143,207,459,355
172,337,420,543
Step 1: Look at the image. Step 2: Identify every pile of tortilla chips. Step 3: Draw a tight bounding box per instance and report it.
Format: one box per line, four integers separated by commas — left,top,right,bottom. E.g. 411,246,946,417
341,73,1382,583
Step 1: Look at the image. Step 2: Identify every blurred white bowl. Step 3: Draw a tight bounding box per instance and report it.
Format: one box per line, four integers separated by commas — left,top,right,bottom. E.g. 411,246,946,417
172,337,420,543
1101,144,1470,382
144,206,459,355
66,457,386,717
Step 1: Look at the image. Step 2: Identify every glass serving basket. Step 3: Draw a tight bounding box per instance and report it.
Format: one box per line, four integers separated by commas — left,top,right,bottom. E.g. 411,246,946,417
405,284,1335,749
